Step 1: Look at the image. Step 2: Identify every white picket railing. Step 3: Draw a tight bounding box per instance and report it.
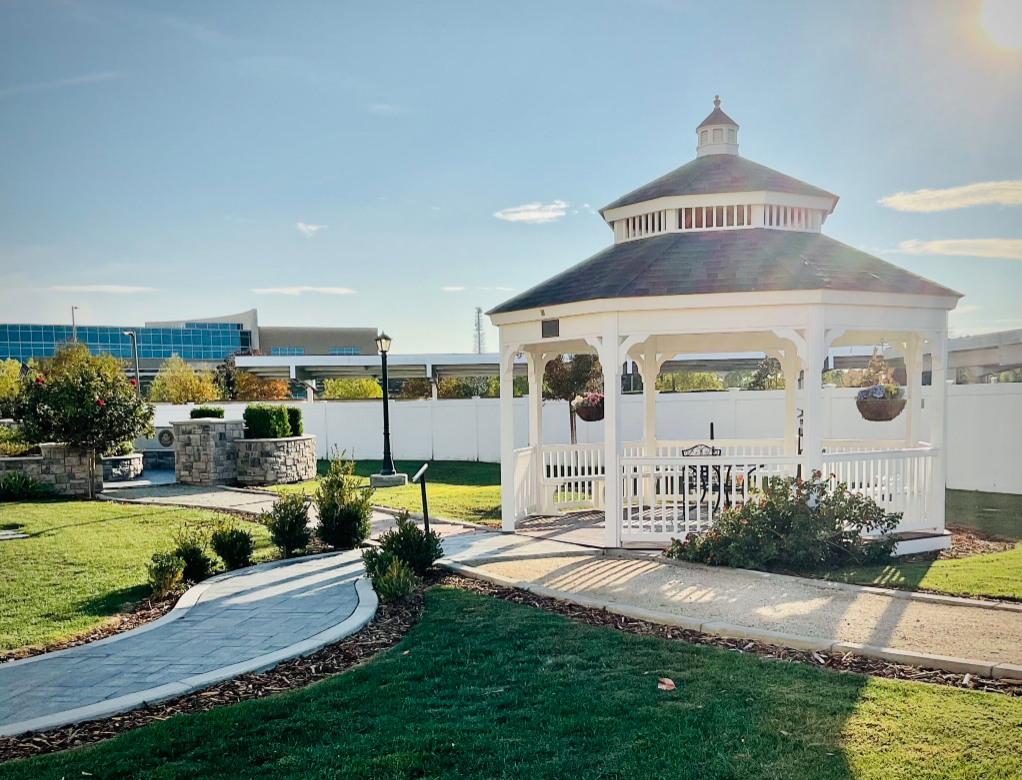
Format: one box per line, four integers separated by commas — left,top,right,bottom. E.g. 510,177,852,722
619,454,802,543
623,439,786,458
823,439,905,453
541,443,603,510
513,446,536,521
822,446,937,532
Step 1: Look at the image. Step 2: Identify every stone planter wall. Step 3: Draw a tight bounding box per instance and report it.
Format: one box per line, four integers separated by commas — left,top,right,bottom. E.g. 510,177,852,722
101,452,144,482
173,419,245,486
0,443,101,497
236,435,316,486
141,449,176,471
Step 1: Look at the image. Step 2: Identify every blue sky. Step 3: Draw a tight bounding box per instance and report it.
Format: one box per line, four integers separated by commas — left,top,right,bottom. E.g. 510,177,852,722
1,0,1019,353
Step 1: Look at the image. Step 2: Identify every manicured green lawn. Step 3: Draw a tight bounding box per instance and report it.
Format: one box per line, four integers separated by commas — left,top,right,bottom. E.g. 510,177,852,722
274,459,502,526
2,587,1018,779
0,501,274,653
946,489,1021,540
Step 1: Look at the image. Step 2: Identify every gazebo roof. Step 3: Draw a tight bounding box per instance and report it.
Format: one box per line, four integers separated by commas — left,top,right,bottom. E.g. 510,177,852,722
601,154,836,214
488,230,960,315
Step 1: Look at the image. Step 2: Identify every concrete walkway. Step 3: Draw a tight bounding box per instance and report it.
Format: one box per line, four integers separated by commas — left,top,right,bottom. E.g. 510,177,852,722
0,551,375,737
101,482,283,515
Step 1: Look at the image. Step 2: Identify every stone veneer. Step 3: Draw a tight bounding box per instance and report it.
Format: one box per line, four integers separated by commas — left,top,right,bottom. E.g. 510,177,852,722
236,435,316,486
101,452,144,482
140,449,176,472
0,443,102,497
173,419,245,486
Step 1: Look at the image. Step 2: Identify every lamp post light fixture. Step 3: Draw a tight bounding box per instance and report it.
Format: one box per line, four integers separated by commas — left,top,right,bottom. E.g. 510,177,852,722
370,332,407,488
123,331,141,391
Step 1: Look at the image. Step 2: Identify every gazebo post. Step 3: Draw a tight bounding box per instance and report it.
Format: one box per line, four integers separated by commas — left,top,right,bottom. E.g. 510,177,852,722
904,334,923,447
802,309,826,474
526,350,547,514
928,329,949,531
781,351,799,455
601,316,623,548
642,337,658,457
499,341,517,532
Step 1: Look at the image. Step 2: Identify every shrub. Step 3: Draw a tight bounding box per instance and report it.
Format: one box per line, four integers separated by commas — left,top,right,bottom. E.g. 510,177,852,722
210,516,255,570
0,472,51,501
172,523,216,583
190,405,225,419
315,452,374,550
147,552,185,599
0,426,36,458
369,556,419,603
361,547,398,579
243,404,291,439
103,440,135,457
263,492,311,558
286,406,303,436
376,511,443,575
666,471,901,573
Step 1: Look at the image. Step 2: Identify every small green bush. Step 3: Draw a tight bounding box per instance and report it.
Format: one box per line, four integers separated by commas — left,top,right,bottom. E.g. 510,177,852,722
315,451,374,549
666,471,901,573
0,472,51,501
361,547,398,579
243,404,291,439
370,556,419,603
0,427,36,458
103,440,135,457
172,523,216,583
263,492,311,558
376,511,443,576
285,406,303,436
190,405,225,419
147,552,185,599
210,516,255,570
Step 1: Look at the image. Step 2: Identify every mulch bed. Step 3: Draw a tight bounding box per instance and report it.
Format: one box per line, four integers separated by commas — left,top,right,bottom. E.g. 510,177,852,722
0,594,423,764
433,573,1022,698
943,526,1017,559
0,596,178,665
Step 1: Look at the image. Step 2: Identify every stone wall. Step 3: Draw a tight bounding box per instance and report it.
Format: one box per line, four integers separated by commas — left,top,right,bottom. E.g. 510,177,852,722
236,435,316,486
101,452,144,482
0,443,101,497
140,449,175,471
173,420,245,486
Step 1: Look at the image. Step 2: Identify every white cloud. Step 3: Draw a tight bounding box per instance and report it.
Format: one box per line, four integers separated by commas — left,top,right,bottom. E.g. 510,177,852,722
879,181,1022,212
493,200,569,224
48,284,156,293
296,222,327,237
949,305,979,315
252,286,355,295
894,238,1022,260
368,103,408,116
441,286,466,292
0,71,125,98
478,286,514,291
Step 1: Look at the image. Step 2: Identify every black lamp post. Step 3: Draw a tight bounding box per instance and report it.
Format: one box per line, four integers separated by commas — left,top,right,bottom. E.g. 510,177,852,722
376,332,396,476
123,331,141,391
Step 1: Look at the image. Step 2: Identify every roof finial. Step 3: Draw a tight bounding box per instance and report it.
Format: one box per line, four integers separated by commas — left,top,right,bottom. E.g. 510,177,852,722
713,94,721,110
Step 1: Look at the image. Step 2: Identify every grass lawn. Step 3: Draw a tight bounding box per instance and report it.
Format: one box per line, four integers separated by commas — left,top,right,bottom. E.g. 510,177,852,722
2,587,1018,779
0,501,274,653
946,489,1021,540
274,459,502,526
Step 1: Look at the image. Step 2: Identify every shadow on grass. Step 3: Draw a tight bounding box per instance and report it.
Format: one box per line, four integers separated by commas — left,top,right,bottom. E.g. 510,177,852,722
76,584,152,619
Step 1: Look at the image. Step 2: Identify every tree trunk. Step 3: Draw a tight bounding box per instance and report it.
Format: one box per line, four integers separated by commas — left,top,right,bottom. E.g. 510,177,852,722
87,448,97,500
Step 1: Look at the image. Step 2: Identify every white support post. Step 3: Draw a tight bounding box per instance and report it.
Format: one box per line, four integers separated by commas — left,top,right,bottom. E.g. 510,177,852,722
904,334,923,447
642,337,657,457
601,316,623,548
526,351,547,514
928,329,949,531
782,352,799,455
802,308,826,475
499,342,517,532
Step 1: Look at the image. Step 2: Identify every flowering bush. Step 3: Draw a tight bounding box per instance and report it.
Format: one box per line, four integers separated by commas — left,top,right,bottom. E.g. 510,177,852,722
856,384,902,401
666,471,901,573
571,391,604,410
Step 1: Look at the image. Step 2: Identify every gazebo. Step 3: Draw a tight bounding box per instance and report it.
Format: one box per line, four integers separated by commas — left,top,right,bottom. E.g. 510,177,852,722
488,97,959,550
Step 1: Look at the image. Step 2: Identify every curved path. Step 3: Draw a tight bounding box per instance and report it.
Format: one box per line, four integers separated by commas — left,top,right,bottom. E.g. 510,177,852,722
0,550,375,737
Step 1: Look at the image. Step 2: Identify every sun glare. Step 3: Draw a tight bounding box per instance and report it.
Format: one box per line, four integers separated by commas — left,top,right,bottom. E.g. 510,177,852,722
982,0,1022,49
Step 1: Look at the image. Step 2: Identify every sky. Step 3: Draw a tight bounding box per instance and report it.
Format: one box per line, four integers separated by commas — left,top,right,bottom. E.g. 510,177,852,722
0,0,1020,354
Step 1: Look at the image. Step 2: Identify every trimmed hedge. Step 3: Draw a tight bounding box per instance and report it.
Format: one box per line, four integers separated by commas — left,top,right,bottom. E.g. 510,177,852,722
243,404,291,439
286,406,303,436
190,405,225,419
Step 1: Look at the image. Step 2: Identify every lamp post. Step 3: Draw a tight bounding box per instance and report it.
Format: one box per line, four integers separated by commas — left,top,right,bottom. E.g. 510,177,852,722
123,331,141,391
71,306,79,342
370,333,407,488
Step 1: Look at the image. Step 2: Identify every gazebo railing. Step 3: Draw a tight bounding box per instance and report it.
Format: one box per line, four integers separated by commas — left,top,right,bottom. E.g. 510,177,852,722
622,439,785,457
541,444,604,510
513,446,537,520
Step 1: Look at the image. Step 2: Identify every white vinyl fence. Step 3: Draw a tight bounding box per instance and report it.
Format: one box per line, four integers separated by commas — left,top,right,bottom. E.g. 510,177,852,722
148,383,1022,494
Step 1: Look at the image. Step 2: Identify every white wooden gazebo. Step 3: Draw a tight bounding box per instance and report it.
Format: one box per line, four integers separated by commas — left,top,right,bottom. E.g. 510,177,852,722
488,98,959,551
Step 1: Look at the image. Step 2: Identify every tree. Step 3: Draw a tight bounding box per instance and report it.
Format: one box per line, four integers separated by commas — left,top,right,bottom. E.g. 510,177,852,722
544,354,601,444
0,358,21,418
747,357,785,390
398,378,433,399
148,356,219,403
323,377,383,400
235,372,291,401
655,371,724,392
16,343,154,497
437,376,493,398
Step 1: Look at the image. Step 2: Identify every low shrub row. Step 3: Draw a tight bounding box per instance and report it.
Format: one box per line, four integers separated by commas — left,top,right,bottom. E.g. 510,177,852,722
362,513,444,603
243,404,303,439
190,405,225,419
146,515,257,598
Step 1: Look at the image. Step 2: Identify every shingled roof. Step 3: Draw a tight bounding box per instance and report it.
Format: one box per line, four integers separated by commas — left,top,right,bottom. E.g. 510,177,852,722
601,155,837,213
488,229,959,315
697,105,738,129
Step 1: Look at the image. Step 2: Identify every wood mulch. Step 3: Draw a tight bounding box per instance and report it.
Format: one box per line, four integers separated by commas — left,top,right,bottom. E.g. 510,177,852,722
0,594,423,765
942,526,1017,559
433,573,1022,698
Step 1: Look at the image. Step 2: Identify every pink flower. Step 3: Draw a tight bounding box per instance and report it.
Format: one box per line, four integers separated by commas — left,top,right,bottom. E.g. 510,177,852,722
130,379,137,387
96,399,104,407
35,376,44,384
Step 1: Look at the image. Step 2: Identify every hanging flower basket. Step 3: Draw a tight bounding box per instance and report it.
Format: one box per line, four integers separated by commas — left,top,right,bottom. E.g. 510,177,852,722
855,385,906,422
572,392,604,422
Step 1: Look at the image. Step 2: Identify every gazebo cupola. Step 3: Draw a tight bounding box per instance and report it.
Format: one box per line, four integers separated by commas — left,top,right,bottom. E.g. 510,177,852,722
696,95,739,157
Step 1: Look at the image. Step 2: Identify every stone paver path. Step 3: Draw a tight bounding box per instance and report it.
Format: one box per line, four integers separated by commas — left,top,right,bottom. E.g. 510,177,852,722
0,551,372,737
101,483,282,515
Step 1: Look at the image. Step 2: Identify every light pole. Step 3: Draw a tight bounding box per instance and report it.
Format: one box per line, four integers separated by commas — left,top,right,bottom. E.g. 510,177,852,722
71,306,79,341
369,333,407,488
123,331,141,391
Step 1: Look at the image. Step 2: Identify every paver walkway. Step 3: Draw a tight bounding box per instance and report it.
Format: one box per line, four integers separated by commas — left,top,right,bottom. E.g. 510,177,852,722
101,482,282,515
0,551,373,737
